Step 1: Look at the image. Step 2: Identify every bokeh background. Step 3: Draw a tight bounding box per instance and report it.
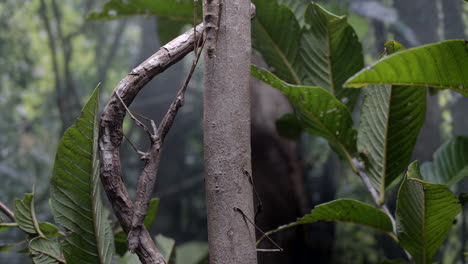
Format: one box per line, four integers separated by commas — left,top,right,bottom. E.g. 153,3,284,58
1,0,467,263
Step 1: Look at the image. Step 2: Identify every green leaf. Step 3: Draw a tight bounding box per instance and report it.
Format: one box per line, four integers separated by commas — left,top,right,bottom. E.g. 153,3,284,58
357,42,426,201
38,222,60,237
155,234,175,262
344,40,468,96
156,17,188,45
275,114,304,140
0,243,19,253
396,162,462,264
50,87,114,264
29,237,65,264
277,0,308,26
114,231,127,256
300,3,363,108
175,242,209,264
13,193,44,236
260,199,394,241
88,0,199,22
420,136,468,186
117,251,141,264
252,65,357,165
143,198,160,230
252,0,302,84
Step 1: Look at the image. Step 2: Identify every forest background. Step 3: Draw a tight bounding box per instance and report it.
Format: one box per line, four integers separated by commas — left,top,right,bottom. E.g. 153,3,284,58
0,0,467,263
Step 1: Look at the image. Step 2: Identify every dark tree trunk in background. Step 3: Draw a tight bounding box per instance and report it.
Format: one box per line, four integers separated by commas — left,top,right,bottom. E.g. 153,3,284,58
441,0,465,39
394,0,441,162
251,57,309,264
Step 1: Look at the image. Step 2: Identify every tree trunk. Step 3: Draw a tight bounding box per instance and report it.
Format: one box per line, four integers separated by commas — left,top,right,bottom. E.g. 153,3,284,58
203,0,257,263
250,56,308,264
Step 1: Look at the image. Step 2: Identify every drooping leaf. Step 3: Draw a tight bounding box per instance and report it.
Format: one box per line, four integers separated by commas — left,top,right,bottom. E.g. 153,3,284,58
252,0,302,84
344,40,468,96
13,193,44,236
275,114,304,140
252,65,357,165
50,87,114,264
175,241,209,264
155,234,175,262
29,237,65,264
396,162,462,264
420,136,468,186
88,0,199,22
357,42,426,201
300,3,363,108
260,199,394,241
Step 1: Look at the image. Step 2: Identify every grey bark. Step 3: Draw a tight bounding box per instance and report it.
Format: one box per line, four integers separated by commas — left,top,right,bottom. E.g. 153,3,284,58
203,0,257,263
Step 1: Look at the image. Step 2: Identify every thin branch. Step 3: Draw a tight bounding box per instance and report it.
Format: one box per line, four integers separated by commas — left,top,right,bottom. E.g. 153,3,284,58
0,201,15,222
234,207,283,252
99,22,205,264
127,34,206,252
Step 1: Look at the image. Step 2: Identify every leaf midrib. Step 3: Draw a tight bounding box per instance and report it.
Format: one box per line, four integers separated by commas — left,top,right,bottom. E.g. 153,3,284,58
255,19,302,85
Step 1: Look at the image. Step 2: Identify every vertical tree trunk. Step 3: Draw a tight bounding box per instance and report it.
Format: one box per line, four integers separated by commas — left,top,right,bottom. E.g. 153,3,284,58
203,0,257,263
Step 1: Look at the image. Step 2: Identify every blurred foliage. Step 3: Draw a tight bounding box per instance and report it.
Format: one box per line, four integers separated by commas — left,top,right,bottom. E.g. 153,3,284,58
1,0,468,263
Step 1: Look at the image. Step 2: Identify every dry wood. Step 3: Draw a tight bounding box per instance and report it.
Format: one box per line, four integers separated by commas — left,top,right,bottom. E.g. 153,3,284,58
99,23,204,264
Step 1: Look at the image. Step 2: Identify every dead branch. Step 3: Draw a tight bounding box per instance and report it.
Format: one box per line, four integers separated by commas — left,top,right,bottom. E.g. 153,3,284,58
99,23,204,264
127,35,206,252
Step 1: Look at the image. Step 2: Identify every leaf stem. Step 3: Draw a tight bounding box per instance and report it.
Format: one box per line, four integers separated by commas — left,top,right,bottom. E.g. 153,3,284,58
0,201,15,222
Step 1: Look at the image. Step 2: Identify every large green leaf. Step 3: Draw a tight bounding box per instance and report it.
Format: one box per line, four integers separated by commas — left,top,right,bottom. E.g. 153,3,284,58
396,162,462,264
88,0,198,21
344,40,468,96
420,136,468,186
259,199,394,241
300,3,363,108
357,42,426,201
13,193,44,236
252,0,302,84
252,65,357,165
277,0,308,25
50,87,114,264
29,237,65,264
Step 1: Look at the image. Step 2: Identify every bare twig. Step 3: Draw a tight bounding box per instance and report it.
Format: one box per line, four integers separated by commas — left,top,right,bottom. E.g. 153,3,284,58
99,23,205,264
0,201,15,222
234,207,283,252
127,34,206,252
